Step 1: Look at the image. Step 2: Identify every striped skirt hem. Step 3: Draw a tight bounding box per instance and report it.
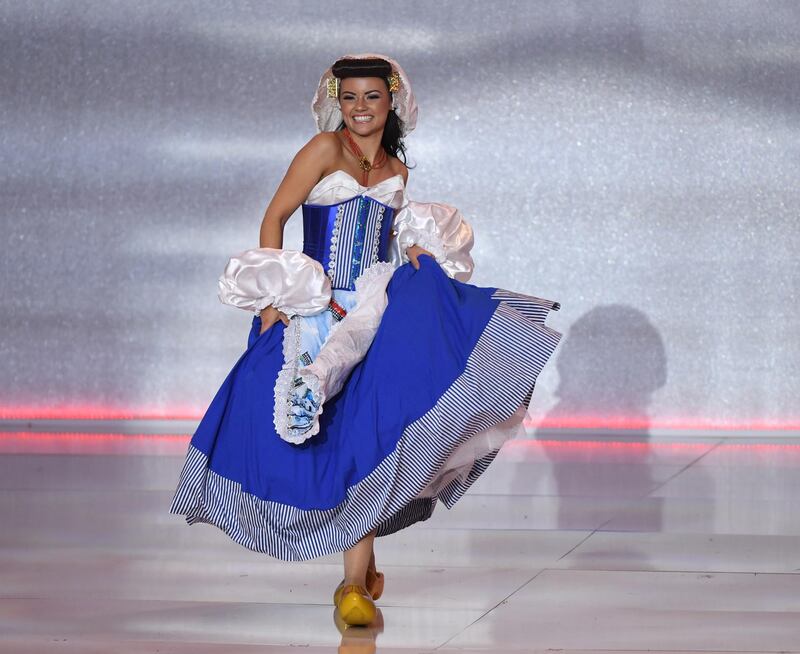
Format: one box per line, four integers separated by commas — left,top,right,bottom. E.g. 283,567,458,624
169,290,561,561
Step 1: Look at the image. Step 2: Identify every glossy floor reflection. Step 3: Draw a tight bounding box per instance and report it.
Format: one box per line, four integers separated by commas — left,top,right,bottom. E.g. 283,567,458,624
1,431,799,653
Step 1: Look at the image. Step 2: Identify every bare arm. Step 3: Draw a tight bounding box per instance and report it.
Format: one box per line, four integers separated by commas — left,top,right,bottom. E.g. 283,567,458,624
259,133,339,248
256,134,338,333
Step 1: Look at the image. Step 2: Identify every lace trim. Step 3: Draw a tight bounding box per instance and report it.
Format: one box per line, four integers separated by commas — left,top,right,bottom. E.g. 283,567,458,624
252,296,272,315
279,261,396,445
272,316,313,445
354,260,396,295
397,228,447,263
371,205,386,265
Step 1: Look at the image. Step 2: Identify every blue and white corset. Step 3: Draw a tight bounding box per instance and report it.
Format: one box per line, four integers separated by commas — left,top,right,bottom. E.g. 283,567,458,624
301,195,396,290
271,194,399,443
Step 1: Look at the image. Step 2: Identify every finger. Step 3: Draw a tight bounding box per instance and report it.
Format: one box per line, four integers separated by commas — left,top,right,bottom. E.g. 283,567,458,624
410,255,420,270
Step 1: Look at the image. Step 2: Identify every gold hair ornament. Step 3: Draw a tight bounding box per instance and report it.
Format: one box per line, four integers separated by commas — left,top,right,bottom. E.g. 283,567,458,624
327,71,399,98
326,76,340,98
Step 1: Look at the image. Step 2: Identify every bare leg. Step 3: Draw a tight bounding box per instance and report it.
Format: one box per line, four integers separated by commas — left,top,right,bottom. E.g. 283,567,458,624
368,548,377,578
343,528,376,587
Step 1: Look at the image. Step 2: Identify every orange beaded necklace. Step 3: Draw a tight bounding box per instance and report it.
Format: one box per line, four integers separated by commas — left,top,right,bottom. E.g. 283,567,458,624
341,127,388,186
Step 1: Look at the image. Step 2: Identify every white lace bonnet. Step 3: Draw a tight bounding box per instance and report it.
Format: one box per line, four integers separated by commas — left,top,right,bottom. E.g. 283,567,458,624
311,53,418,136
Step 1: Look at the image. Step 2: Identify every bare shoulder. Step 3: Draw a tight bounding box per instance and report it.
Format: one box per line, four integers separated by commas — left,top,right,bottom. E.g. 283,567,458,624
286,132,342,184
297,131,341,159
389,155,409,184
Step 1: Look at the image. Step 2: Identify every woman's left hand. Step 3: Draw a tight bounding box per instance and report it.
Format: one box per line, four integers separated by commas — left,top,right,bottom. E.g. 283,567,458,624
406,244,435,270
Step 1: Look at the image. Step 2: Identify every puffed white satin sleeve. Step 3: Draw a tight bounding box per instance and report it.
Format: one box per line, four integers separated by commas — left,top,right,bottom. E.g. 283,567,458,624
389,200,475,282
217,247,332,317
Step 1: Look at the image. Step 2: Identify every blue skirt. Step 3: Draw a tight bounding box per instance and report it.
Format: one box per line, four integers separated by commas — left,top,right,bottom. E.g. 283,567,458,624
169,255,561,560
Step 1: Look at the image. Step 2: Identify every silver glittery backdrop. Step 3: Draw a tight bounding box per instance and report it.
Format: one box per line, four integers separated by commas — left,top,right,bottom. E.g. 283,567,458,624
1,1,798,428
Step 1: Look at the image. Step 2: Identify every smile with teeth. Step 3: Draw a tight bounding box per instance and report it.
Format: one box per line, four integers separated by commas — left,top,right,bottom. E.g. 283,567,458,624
352,115,373,122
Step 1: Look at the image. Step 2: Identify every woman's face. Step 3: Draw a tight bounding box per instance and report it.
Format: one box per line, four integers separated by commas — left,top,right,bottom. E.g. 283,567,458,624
338,76,391,138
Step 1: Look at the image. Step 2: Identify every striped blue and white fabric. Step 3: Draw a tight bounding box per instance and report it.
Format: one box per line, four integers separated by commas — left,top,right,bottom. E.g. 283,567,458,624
301,194,395,292
169,191,562,562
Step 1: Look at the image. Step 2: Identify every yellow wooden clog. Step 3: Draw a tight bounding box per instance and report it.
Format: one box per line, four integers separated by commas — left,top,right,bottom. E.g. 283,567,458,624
333,570,384,606
336,584,377,626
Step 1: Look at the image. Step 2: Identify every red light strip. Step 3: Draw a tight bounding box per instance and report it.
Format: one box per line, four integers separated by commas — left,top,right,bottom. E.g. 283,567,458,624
1,432,799,458
523,439,800,451
525,415,800,432
0,431,191,455
0,432,188,441
2,404,799,434
0,404,200,420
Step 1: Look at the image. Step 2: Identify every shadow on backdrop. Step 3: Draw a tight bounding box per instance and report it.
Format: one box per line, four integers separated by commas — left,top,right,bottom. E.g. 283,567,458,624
530,305,671,568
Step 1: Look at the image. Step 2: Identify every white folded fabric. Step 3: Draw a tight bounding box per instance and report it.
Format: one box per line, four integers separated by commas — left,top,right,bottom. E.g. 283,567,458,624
217,248,332,317
390,200,475,282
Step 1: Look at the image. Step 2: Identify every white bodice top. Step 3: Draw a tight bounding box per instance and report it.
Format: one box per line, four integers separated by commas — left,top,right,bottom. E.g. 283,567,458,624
305,170,406,209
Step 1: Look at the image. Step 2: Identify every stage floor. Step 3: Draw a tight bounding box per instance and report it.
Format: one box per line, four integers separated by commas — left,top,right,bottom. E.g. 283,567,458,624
1,430,799,653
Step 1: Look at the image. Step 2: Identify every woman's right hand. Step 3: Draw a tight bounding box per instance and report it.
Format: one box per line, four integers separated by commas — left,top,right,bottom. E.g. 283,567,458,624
406,244,435,270
259,305,290,335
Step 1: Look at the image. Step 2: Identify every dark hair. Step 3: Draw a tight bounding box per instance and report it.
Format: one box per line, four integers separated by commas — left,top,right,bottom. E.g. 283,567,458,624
331,57,409,164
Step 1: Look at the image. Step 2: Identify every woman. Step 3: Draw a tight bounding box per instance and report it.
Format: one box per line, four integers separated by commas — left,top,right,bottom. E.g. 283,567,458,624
169,53,562,627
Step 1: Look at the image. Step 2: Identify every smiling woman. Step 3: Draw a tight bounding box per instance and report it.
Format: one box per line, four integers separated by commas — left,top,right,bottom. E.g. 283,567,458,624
331,57,407,183
169,53,562,627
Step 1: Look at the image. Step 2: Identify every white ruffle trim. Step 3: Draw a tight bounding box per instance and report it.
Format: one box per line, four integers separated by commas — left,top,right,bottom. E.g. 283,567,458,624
272,261,396,445
354,260,397,298
395,228,447,263
272,316,314,444
416,404,527,498
390,200,475,282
